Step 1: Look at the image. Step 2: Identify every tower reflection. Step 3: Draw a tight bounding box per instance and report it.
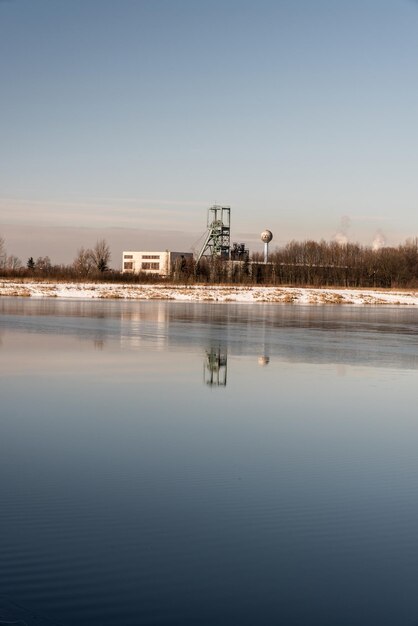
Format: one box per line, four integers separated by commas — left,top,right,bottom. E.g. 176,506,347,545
204,348,227,387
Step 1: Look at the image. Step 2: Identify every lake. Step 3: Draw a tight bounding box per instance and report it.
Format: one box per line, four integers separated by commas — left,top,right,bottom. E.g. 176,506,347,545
1,297,418,626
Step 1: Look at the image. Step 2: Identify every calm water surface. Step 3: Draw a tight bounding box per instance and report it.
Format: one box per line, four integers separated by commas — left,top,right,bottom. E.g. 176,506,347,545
1,298,418,626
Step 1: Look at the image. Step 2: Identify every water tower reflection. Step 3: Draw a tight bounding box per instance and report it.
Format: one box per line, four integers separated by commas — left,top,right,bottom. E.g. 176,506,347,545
204,348,227,387
258,355,270,366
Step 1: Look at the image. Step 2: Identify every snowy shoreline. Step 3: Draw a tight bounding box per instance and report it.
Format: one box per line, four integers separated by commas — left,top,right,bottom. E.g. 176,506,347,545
1,280,418,305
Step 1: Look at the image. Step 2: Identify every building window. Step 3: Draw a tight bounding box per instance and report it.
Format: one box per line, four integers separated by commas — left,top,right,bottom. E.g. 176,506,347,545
124,254,133,259
124,262,133,270
142,262,159,270
142,255,160,259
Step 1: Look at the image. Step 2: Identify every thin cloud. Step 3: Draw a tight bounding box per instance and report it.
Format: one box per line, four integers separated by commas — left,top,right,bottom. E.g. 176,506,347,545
353,215,391,222
0,198,202,230
0,195,208,209
0,223,201,265
86,197,209,208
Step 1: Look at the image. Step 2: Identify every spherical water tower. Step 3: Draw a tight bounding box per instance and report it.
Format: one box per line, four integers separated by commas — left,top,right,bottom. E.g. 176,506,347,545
261,230,273,263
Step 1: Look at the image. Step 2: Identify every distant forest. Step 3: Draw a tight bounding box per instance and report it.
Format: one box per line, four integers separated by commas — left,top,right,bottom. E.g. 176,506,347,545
194,239,418,288
2,236,418,288
251,238,418,288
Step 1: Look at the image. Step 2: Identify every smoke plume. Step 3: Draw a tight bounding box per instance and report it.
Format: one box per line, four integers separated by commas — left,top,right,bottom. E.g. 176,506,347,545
372,230,386,251
334,215,351,246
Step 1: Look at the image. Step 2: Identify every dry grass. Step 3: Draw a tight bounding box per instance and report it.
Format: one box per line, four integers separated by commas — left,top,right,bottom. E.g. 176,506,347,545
1,279,418,306
317,293,346,304
1,289,31,297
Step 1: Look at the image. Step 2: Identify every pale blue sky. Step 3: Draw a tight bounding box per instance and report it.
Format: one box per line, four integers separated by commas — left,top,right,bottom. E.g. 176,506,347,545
1,0,418,264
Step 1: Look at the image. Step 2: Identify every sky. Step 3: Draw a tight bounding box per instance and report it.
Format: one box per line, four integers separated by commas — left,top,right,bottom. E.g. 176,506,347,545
1,0,418,267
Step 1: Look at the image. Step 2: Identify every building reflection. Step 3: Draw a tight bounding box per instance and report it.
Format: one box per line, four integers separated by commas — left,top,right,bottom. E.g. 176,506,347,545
204,348,228,387
120,303,169,350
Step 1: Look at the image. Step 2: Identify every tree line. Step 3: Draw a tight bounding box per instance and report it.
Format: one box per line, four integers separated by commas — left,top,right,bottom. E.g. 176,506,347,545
0,238,113,280
192,239,418,288
268,238,418,288
2,235,418,288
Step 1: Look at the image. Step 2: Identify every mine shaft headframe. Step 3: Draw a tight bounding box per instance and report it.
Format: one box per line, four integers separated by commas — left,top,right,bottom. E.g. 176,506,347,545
197,205,231,263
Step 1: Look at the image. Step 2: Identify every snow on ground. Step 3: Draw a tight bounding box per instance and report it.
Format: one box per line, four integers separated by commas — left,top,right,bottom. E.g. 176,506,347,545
1,280,418,305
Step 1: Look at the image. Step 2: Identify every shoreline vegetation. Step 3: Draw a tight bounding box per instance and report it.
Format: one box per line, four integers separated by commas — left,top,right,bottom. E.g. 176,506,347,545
1,279,418,305
3,238,418,288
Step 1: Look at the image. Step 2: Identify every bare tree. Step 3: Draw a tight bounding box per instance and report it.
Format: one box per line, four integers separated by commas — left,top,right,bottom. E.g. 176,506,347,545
6,255,22,270
36,256,52,272
73,247,94,276
89,239,111,272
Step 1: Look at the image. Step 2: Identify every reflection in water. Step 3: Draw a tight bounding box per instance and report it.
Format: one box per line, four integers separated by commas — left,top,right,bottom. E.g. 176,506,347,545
204,350,269,385
2,298,418,370
0,595,56,626
258,355,270,366
204,348,227,386
2,299,418,626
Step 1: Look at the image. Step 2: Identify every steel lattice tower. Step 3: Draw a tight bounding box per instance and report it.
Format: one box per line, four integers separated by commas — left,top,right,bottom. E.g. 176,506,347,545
197,206,231,263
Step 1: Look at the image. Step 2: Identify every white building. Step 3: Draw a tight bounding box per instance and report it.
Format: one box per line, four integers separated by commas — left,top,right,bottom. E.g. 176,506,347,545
122,251,193,276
